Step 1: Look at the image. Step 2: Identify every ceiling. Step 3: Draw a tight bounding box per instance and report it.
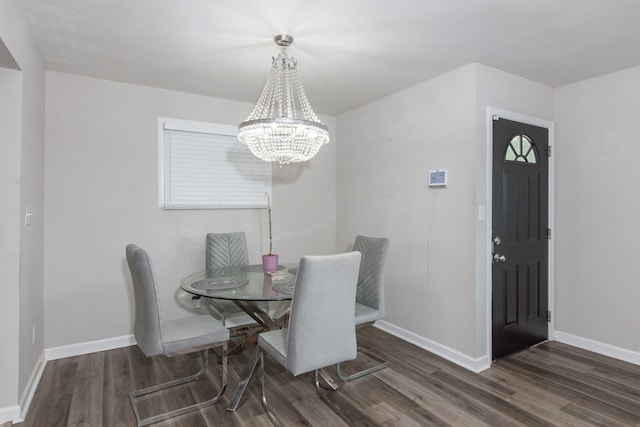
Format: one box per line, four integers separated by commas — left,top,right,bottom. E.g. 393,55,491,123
11,0,640,115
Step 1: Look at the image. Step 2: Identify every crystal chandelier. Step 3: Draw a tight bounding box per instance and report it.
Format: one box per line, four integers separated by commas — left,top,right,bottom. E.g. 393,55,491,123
238,34,329,165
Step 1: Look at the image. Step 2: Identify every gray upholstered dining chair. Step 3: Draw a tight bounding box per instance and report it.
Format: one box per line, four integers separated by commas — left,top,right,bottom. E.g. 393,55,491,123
125,244,229,427
337,235,390,382
257,252,361,423
203,232,252,324
206,231,250,269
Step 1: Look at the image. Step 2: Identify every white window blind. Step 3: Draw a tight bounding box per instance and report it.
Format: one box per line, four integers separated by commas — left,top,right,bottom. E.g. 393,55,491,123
158,118,272,209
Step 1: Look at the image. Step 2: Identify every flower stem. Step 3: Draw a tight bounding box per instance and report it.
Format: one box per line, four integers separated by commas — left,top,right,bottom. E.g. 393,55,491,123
265,192,273,254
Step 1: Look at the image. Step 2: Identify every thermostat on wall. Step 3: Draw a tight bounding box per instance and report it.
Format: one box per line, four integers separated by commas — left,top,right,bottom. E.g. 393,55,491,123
428,169,448,187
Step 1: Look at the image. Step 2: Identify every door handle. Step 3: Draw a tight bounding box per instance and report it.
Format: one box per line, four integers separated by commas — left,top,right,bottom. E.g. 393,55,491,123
493,253,506,263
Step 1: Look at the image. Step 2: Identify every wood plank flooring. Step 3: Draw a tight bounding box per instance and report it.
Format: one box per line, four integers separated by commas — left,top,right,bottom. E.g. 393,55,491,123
16,327,640,426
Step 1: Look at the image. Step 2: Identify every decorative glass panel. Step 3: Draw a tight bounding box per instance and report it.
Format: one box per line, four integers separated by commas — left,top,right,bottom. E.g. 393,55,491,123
505,134,538,164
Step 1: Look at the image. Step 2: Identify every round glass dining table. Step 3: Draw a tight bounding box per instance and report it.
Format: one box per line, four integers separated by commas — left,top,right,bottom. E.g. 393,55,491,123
180,263,299,411
180,263,298,302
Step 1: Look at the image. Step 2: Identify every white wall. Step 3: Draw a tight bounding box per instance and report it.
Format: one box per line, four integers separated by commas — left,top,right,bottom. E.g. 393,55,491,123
44,72,336,348
0,64,22,418
337,64,479,356
554,66,640,353
0,1,45,421
18,60,45,410
336,63,553,366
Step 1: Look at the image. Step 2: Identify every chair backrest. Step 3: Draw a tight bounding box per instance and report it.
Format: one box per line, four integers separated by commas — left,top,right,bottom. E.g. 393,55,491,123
125,244,165,357
286,252,361,376
206,232,249,270
354,235,389,318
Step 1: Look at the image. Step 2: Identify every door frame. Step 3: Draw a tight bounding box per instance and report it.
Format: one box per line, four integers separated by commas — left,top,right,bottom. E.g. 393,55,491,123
484,107,555,362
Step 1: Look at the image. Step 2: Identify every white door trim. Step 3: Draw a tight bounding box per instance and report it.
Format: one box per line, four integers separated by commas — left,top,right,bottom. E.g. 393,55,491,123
485,107,555,362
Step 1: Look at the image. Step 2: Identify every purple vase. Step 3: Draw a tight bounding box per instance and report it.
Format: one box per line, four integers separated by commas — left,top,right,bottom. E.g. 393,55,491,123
262,254,279,273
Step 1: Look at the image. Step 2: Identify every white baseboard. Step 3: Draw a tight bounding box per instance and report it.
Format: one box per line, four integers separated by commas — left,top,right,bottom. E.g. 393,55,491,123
554,331,640,366
374,320,491,373
0,405,20,424
0,352,45,424
17,351,46,422
45,334,136,361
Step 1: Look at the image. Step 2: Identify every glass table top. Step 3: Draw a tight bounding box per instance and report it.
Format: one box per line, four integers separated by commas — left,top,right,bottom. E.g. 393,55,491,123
180,263,298,301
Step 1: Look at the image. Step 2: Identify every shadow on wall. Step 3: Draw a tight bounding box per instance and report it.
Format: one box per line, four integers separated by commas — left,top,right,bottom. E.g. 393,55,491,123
121,259,135,327
272,162,308,183
227,144,309,185
174,289,203,314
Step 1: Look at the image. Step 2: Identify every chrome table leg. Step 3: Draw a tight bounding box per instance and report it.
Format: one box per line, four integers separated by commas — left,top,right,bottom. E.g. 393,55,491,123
226,345,261,411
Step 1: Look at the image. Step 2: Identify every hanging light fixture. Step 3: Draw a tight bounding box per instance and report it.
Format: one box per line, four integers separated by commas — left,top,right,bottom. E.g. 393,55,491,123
237,34,329,165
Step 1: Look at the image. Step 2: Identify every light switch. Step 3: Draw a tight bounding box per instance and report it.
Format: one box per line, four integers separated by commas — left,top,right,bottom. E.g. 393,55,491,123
24,206,34,226
478,205,486,221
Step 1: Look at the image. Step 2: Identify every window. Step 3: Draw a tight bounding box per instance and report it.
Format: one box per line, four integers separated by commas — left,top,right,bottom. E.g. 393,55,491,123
158,118,272,209
505,134,538,164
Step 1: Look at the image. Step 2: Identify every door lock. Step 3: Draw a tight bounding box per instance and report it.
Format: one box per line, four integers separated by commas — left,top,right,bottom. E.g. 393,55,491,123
493,236,501,246
493,253,506,263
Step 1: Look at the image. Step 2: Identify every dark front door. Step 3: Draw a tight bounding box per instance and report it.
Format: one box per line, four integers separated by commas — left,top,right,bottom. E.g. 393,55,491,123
492,117,549,360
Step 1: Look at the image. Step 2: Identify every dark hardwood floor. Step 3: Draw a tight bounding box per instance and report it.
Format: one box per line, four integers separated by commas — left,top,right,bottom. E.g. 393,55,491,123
16,326,640,426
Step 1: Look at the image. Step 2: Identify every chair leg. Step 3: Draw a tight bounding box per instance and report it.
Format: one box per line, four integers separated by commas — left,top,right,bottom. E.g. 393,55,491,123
258,360,352,427
314,370,361,426
258,351,280,426
336,349,389,382
129,344,228,427
317,368,338,391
